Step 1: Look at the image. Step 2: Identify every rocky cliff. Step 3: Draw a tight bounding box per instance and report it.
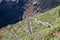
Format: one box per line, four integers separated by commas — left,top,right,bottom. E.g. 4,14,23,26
0,0,60,28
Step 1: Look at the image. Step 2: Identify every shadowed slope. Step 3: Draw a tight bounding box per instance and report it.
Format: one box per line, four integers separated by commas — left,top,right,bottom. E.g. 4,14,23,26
0,0,26,28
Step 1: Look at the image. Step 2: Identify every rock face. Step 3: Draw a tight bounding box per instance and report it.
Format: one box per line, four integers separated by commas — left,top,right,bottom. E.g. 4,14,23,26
0,0,60,28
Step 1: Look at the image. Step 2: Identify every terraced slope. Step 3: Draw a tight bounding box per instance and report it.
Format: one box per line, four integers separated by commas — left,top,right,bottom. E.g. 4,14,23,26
0,6,60,40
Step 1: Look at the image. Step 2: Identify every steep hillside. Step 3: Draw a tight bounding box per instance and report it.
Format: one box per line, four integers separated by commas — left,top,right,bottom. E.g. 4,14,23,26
0,0,60,28
0,6,60,40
